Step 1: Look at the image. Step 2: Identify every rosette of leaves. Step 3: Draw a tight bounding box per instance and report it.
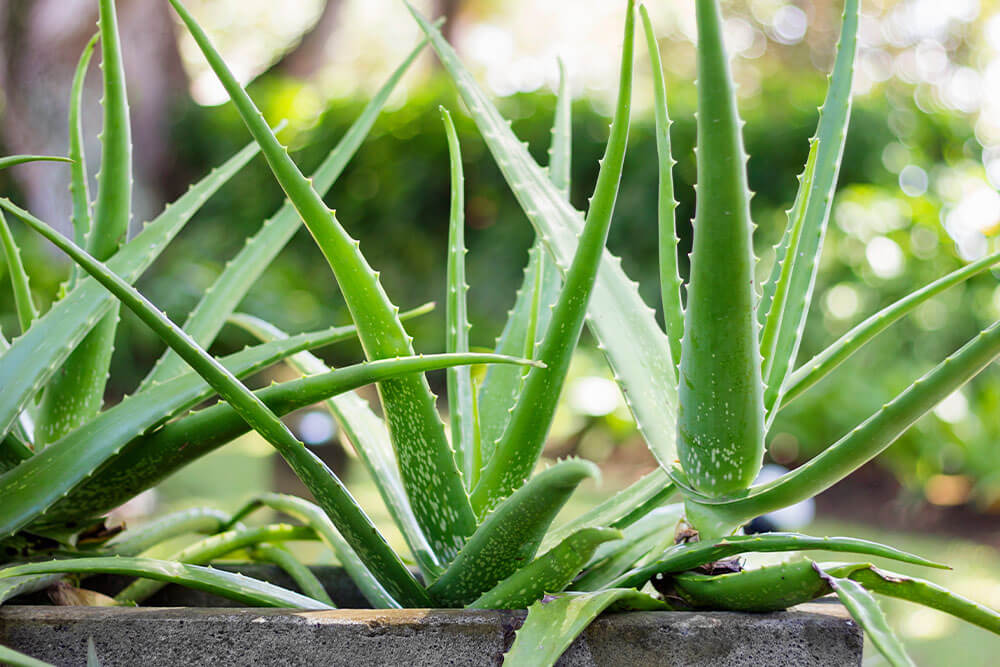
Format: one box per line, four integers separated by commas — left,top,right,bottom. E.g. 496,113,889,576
2,2,999,666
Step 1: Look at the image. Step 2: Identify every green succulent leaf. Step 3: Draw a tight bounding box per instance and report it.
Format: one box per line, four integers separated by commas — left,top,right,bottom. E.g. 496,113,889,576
228,493,398,609
106,507,231,556
0,211,38,334
761,0,859,416
542,468,674,551
168,0,476,563
115,523,318,604
430,459,599,607
640,5,683,369
0,201,432,609
687,317,1000,534
816,564,915,667
0,557,333,610
0,156,72,170
37,0,135,447
228,310,441,579
0,643,55,667
469,527,622,610
781,248,1000,409
471,0,635,515
503,588,667,667
610,532,947,590
37,350,532,534
249,543,334,606
409,3,681,488
0,132,263,441
666,558,834,611
140,34,428,388
829,563,1000,635
68,34,99,288
441,107,477,485
676,0,764,499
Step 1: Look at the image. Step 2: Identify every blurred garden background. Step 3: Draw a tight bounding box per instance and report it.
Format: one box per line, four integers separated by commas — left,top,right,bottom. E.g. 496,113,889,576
2,0,1000,662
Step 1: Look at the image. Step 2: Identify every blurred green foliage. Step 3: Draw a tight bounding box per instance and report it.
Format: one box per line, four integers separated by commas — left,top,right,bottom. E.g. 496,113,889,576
2,68,998,510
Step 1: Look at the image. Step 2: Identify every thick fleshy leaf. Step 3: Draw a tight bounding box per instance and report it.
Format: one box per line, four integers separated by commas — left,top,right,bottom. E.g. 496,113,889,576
168,0,475,562
0,201,433,608
469,527,622,610
228,493,398,609
429,459,599,607
817,565,915,667
0,558,332,609
106,507,231,556
761,0,860,416
115,523,317,604
640,5,683,368
0,134,263,440
687,318,1000,534
0,643,54,667
227,310,441,579
409,4,682,489
37,0,134,447
249,543,334,606
68,34,98,287
37,350,532,534
0,211,38,333
781,248,1000,408
676,0,764,499
611,532,947,590
441,107,477,485
503,588,667,667
471,0,635,515
140,36,428,388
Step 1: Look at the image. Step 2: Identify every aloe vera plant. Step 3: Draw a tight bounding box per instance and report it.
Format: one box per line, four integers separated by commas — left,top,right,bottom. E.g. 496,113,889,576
2,1,1000,666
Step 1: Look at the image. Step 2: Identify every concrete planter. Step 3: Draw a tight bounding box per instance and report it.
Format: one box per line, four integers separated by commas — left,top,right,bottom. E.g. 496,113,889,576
1,565,862,666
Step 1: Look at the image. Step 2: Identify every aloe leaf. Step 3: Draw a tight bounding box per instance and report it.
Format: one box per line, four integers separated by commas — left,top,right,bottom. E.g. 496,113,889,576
37,351,533,533
106,508,231,556
0,430,33,473
503,588,667,667
227,311,441,580
542,468,673,551
0,557,333,609
666,558,835,611
86,639,100,667
471,1,635,514
610,532,947,590
440,107,477,485
168,0,476,562
115,523,318,604
0,211,38,333
478,59,569,472
140,37,427,389
675,0,765,500
249,543,334,606
4,313,408,535
640,5,683,368
571,505,684,591
68,34,99,289
0,156,72,170
0,134,263,443
0,644,54,667
0,573,63,605
409,5,681,486
36,0,134,447
687,317,1000,534
0,202,435,608
781,248,1000,409
761,0,859,416
816,565,915,667
228,493,398,609
430,459,599,607
469,527,622,610
759,140,820,385
834,563,1000,635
